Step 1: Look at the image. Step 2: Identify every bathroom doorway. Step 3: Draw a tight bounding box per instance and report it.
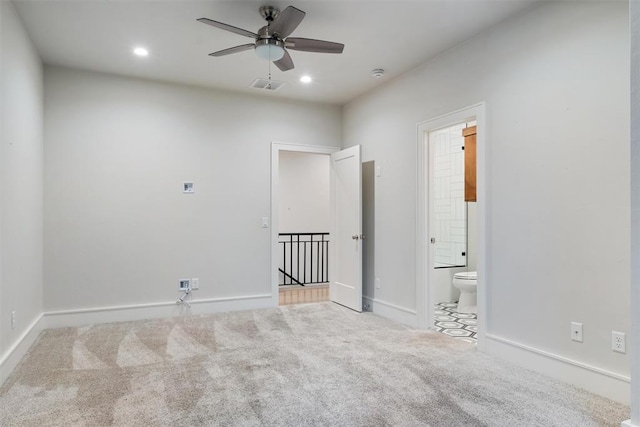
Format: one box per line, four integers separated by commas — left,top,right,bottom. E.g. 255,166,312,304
416,103,487,350
428,121,478,343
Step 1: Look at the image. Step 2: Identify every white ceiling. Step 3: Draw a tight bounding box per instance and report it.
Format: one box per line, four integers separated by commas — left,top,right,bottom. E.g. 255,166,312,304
13,0,539,105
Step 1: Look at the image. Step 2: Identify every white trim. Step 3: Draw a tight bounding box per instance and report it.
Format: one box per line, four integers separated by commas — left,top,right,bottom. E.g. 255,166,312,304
630,0,640,422
270,142,340,306
485,333,630,404
0,314,44,386
42,294,273,329
416,103,487,351
622,421,636,427
363,296,417,327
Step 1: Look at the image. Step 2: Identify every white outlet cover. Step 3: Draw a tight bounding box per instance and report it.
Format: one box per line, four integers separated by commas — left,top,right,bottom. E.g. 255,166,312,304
612,331,626,353
191,278,199,290
183,182,194,193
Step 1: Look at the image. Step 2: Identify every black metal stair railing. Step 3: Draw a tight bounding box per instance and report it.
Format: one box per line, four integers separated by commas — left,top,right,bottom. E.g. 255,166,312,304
278,233,329,286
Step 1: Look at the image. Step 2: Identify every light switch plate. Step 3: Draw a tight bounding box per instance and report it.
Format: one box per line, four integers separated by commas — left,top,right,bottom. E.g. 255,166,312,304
262,217,269,228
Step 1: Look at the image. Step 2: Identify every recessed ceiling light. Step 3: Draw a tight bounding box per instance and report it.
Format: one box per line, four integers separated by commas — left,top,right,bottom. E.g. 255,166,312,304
133,47,149,57
300,75,312,84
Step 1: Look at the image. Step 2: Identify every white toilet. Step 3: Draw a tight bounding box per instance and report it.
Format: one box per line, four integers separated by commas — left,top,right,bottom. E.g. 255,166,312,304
452,271,477,313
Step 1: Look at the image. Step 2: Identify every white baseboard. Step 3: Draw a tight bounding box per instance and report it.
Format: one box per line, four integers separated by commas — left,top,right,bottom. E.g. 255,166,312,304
621,420,636,427
42,294,274,329
485,333,630,404
363,296,417,327
0,314,44,387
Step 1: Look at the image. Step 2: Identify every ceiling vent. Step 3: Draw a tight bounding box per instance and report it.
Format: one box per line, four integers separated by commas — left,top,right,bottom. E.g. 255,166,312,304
250,78,285,92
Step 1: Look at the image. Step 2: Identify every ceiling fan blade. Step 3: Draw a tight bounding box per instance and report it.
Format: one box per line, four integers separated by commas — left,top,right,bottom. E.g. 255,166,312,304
197,18,258,39
274,50,295,71
209,44,255,57
269,6,305,38
286,37,344,54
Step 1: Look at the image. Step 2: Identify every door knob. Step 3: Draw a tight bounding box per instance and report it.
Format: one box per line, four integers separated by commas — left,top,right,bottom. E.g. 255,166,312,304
430,237,436,244
352,234,359,240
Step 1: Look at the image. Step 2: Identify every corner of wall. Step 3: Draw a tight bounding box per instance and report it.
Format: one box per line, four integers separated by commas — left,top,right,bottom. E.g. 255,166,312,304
0,0,45,387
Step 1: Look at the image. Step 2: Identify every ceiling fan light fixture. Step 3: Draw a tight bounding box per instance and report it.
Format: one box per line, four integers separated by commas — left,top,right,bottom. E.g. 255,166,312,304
198,5,345,72
255,39,285,61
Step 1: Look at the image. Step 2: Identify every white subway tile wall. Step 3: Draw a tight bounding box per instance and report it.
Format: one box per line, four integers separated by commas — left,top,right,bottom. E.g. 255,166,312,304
430,123,467,267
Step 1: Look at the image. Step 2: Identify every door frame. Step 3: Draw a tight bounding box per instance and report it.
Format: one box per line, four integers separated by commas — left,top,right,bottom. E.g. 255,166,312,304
416,103,487,350
270,142,340,306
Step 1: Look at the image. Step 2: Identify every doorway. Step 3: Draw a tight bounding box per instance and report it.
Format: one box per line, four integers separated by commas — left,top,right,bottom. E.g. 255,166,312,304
416,103,487,350
270,143,339,306
429,121,477,343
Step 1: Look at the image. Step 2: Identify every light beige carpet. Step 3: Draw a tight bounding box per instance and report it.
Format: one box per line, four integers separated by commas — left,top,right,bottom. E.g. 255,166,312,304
0,302,629,426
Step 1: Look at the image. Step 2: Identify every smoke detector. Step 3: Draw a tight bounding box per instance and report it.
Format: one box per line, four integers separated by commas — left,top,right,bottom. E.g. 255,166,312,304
372,68,385,78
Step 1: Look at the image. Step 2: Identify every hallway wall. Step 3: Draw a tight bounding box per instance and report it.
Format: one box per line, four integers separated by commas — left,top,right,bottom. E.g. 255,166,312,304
278,151,330,233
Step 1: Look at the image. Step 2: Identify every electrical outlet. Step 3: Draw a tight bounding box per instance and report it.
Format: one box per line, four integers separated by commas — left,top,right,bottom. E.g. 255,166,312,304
612,331,626,353
178,279,191,291
191,278,199,290
571,322,583,342
11,310,15,330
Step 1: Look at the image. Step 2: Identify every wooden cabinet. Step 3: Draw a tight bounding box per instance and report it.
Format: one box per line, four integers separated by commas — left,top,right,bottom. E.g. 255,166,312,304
463,126,477,202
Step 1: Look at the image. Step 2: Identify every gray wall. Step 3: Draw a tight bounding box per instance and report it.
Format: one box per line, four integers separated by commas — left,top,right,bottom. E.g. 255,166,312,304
43,67,342,311
0,2,43,360
344,1,630,376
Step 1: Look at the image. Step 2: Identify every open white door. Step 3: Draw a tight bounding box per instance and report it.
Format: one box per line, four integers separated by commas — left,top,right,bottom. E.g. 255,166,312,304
330,145,362,312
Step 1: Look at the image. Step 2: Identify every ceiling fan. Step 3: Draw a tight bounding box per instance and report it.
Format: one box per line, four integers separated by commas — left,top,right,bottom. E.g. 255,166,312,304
197,5,345,72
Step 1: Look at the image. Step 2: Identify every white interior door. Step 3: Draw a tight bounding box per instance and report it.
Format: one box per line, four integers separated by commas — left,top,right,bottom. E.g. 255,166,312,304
330,145,362,312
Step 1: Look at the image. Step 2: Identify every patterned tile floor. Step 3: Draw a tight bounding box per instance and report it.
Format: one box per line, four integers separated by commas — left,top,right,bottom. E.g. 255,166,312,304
434,302,477,344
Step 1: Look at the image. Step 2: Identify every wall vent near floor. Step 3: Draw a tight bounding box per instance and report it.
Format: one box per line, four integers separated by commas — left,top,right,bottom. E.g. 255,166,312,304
250,78,285,92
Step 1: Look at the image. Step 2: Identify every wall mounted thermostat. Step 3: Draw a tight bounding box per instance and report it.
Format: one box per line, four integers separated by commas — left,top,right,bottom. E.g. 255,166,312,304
183,182,194,193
